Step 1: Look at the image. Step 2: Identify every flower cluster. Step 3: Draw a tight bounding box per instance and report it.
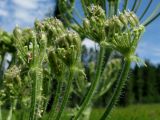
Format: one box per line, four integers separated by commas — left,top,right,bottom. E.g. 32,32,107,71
0,66,21,103
34,18,81,77
73,5,145,59
104,11,145,58
48,29,81,77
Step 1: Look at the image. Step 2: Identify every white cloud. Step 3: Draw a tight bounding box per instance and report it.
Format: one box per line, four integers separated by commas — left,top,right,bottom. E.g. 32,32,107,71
14,10,35,23
82,38,99,49
0,9,8,16
13,0,37,9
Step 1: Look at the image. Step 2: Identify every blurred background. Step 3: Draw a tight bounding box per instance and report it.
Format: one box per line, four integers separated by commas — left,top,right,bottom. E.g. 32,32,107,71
0,0,160,119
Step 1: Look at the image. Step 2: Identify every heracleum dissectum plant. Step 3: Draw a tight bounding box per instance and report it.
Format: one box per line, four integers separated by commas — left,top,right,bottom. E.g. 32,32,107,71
0,0,160,120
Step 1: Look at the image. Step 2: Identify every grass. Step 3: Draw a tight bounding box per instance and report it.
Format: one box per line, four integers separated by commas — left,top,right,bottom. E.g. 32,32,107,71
1,104,160,120
90,104,160,120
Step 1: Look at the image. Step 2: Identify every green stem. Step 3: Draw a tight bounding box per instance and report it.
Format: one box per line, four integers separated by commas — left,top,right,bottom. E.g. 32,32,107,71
108,1,115,17
123,0,128,11
29,68,43,120
42,76,52,116
139,0,153,21
73,47,105,120
81,0,88,16
131,0,137,11
142,3,160,26
55,67,74,120
7,106,13,120
115,0,120,15
134,0,142,13
30,69,38,120
0,106,2,120
100,59,131,120
143,12,160,26
48,80,63,120
6,100,17,120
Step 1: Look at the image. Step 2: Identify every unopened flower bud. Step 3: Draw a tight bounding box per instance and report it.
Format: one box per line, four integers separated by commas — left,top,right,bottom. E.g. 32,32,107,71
130,12,139,25
124,11,136,27
119,13,128,26
83,18,90,30
113,16,124,28
13,27,22,39
48,49,65,77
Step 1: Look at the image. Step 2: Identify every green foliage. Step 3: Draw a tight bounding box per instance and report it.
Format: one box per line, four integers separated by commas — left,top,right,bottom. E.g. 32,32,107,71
0,0,160,120
90,104,160,120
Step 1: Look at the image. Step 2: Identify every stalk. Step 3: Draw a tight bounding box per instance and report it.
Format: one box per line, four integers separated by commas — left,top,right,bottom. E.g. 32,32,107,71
122,0,128,11
0,106,2,120
134,0,142,13
139,0,153,21
6,100,16,120
6,106,13,120
73,47,105,120
131,0,138,11
100,59,131,120
29,67,43,120
108,1,115,17
29,34,44,120
48,79,63,120
54,67,74,120
29,69,38,120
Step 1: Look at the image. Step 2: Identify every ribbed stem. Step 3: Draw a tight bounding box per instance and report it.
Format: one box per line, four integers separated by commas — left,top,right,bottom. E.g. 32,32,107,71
30,70,38,120
55,67,74,120
81,0,88,16
144,12,160,26
131,0,138,11
139,0,153,21
134,0,142,13
114,0,120,15
0,106,2,120
142,3,160,26
100,59,131,120
108,1,115,17
6,106,13,120
123,0,128,11
29,68,43,120
73,47,105,120
48,80,63,120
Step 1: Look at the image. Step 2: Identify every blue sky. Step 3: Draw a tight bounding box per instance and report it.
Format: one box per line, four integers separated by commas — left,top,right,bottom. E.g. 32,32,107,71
0,0,56,31
0,0,160,64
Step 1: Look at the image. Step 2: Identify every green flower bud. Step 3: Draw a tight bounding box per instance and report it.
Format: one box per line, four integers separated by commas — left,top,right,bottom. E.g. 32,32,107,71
124,11,136,27
48,49,65,77
71,24,81,32
130,12,139,25
88,5,106,20
119,13,128,26
55,31,81,66
54,18,64,29
38,32,47,50
112,16,124,28
83,18,90,30
34,19,44,31
138,25,145,33
13,27,22,39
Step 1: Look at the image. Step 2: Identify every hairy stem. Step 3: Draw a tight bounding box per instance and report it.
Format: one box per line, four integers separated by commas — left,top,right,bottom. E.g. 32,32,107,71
100,59,131,120
123,0,128,11
48,80,63,120
29,68,43,120
6,100,16,120
6,106,13,120
54,67,74,120
0,106,2,120
108,1,115,17
139,0,153,21
73,47,105,120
